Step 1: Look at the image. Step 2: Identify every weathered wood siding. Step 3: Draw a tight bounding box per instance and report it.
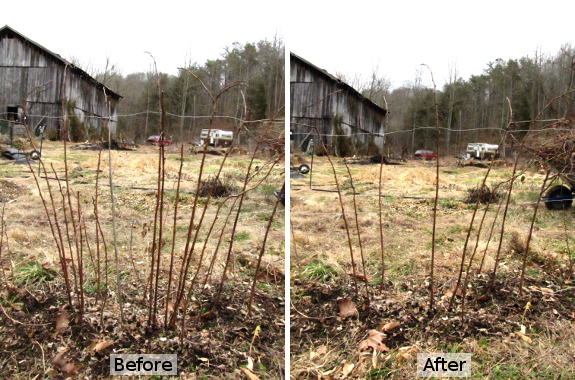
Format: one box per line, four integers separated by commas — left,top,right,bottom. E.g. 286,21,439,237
290,53,386,151
0,27,119,134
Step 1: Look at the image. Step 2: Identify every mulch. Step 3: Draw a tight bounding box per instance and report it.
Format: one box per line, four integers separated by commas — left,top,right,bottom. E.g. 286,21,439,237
0,277,285,379
290,271,575,378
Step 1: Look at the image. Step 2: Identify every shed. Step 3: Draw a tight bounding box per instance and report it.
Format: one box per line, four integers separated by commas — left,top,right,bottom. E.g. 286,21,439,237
0,25,122,138
290,52,387,151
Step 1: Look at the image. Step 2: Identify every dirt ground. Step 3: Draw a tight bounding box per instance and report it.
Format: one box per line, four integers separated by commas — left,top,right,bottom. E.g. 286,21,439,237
290,154,575,380
0,140,285,379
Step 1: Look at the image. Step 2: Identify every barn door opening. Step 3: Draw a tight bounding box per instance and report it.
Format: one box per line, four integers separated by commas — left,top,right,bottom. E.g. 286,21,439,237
7,106,20,122
6,106,25,147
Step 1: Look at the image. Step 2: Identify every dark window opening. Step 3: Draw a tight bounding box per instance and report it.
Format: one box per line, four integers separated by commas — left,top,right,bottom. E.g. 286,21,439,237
7,106,19,122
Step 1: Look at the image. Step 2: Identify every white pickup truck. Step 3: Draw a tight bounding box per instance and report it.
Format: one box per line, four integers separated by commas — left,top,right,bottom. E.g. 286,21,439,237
466,143,499,160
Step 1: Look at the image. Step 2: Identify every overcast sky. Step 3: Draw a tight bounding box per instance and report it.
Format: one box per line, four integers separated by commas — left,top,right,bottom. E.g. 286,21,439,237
288,0,574,90
3,0,283,76
4,1,574,92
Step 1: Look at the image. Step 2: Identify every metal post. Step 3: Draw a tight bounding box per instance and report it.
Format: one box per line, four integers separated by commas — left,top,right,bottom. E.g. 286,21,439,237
309,139,314,189
38,128,44,176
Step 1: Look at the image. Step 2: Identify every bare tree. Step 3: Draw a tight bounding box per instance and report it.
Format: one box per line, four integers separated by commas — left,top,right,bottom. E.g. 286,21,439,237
444,61,459,156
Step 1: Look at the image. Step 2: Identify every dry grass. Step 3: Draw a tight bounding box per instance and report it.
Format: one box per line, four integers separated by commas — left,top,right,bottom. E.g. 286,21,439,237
290,156,566,278
0,139,285,308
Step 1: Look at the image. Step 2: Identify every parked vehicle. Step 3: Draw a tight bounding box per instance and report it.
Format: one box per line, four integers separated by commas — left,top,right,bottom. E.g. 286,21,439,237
466,143,499,160
147,135,172,146
200,129,234,146
414,150,437,160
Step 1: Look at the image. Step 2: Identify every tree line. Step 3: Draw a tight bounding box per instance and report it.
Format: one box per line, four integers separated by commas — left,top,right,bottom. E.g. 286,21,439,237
340,43,575,158
89,36,284,143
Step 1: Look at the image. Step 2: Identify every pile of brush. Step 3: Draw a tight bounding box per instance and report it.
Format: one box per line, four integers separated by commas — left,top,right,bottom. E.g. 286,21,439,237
464,184,504,204
198,175,239,198
528,119,575,173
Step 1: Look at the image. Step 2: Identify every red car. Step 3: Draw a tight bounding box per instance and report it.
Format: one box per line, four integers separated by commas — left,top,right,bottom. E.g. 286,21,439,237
414,150,437,160
147,135,172,146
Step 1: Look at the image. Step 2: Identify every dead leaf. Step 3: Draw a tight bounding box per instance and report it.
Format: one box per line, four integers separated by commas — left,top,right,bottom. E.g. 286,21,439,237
398,346,419,354
256,271,273,283
378,321,400,332
310,345,328,360
87,340,114,354
515,331,532,344
477,293,489,301
342,362,355,377
165,299,175,313
54,308,70,334
256,267,284,283
444,280,463,298
358,330,389,352
240,367,260,380
247,356,254,371
541,287,554,295
42,262,52,271
397,345,419,362
337,298,357,318
52,350,80,379
322,369,335,377
354,273,369,282
45,368,58,377
8,302,21,311
397,352,411,363
397,352,413,362
252,325,261,338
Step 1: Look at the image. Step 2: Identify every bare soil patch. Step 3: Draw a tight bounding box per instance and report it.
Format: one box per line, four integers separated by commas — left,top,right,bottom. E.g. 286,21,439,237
0,179,27,203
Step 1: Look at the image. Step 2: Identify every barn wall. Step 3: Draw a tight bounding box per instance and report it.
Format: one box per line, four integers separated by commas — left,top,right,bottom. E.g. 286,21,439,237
290,54,385,151
0,35,49,67
0,30,119,134
65,70,118,132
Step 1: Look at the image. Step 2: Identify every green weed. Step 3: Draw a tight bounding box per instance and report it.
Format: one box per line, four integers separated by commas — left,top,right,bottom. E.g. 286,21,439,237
15,262,55,286
234,231,250,241
439,198,462,209
302,260,336,282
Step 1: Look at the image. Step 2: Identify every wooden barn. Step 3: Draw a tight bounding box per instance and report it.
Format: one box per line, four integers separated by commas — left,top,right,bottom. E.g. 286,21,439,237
0,25,121,138
290,52,387,152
